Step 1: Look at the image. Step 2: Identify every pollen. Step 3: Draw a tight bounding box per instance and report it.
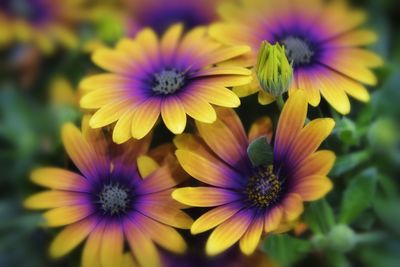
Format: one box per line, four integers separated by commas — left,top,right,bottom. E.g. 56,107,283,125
152,68,186,95
281,36,314,66
245,165,281,208
98,183,130,215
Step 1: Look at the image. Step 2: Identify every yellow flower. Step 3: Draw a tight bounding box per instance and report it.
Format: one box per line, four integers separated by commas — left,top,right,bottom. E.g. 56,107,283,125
80,24,251,142
210,0,383,114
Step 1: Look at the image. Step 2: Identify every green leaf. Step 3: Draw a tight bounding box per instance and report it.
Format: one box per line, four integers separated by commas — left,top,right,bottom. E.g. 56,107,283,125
334,117,359,145
304,199,335,234
246,136,273,167
262,234,312,266
339,168,378,224
330,150,370,177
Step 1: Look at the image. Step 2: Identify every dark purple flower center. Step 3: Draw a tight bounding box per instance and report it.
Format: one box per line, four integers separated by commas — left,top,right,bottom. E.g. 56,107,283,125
98,183,131,216
245,165,281,208
0,0,50,23
281,36,314,66
152,68,186,95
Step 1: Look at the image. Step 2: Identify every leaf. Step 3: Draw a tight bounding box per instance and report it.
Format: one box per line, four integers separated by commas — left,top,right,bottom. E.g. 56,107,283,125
262,234,312,266
334,117,359,145
339,168,378,224
247,135,273,167
303,199,335,234
330,150,370,177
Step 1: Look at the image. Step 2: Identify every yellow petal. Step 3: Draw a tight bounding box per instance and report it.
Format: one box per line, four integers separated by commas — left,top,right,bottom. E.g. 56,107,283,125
292,175,333,201
161,23,184,63
194,84,241,108
133,212,187,254
239,216,264,255
180,93,217,123
172,187,240,207
258,90,275,105
206,209,253,256
124,220,161,267
191,204,241,234
264,206,283,232
137,155,159,178
112,109,135,144
274,90,308,160
248,117,273,144
30,167,89,191
131,99,161,139
92,49,135,75
101,223,124,267
294,150,336,178
282,193,304,221
43,205,92,227
82,222,105,267
89,99,132,128
24,191,84,210
50,218,96,258
161,97,187,134
175,150,242,189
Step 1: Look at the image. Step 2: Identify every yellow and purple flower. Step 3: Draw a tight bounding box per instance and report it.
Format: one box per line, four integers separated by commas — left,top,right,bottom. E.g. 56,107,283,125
0,0,81,53
80,24,251,142
210,0,383,114
172,90,335,256
124,0,221,35
24,117,192,267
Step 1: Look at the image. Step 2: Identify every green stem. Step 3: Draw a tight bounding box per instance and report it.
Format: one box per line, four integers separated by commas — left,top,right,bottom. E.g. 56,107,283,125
276,95,284,110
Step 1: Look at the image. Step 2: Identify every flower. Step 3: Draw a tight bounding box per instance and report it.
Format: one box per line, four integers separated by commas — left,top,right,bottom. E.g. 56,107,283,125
172,90,335,256
256,41,293,97
210,0,383,114
0,0,81,53
80,24,252,142
24,116,192,267
123,0,221,35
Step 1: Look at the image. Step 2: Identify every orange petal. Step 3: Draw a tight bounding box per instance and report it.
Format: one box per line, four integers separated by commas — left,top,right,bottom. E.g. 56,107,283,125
292,175,333,201
274,90,308,161
101,223,124,267
264,206,283,232
282,193,304,221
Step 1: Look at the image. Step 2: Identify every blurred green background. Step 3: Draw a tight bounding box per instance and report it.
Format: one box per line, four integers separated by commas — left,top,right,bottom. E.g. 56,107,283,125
0,0,399,266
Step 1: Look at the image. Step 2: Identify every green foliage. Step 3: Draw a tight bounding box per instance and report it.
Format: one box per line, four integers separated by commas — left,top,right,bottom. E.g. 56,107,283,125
246,136,273,167
339,168,378,224
304,199,335,234
262,234,312,266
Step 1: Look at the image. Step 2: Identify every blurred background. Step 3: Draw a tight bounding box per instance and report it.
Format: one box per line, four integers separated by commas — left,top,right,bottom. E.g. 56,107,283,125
0,0,399,266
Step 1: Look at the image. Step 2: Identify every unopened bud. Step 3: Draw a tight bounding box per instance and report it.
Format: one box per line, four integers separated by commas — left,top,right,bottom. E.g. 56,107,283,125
256,41,293,97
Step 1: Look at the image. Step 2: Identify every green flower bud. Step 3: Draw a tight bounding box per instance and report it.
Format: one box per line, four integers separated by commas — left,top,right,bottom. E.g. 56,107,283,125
327,224,356,253
256,41,293,97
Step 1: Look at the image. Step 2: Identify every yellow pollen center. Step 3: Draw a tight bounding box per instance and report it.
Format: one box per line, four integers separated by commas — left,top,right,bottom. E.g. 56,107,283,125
245,165,281,207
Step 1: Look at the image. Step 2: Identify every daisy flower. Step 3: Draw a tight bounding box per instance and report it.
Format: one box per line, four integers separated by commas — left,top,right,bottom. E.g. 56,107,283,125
172,90,335,256
24,117,192,267
210,0,383,114
0,0,81,53
80,24,252,142
123,0,221,34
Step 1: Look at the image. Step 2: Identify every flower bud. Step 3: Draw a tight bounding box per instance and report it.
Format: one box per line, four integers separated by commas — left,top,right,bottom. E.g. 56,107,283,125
256,41,293,97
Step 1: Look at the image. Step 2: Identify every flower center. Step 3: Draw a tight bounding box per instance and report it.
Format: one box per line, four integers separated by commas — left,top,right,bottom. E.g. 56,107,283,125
98,183,130,216
281,36,314,66
245,165,281,208
152,68,186,95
